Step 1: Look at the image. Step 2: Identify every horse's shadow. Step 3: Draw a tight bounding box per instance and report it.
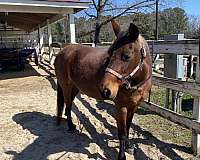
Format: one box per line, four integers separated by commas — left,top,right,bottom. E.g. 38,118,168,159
6,97,118,160
6,95,192,160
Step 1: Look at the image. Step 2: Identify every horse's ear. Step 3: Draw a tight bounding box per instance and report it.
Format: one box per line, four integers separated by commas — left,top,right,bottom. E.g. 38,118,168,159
111,20,121,36
128,23,139,41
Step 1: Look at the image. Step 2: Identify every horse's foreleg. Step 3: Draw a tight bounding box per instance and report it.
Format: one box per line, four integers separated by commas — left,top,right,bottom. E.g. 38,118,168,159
125,110,135,155
56,83,64,125
116,107,127,160
64,85,79,132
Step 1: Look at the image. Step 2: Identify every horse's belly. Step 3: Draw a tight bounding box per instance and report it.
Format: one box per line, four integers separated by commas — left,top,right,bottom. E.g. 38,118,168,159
73,81,103,100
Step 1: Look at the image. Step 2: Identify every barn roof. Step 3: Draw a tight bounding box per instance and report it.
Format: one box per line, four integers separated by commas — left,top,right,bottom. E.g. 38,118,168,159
0,0,90,32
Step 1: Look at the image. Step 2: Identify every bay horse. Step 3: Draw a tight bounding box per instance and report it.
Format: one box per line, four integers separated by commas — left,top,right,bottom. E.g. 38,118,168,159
54,20,152,160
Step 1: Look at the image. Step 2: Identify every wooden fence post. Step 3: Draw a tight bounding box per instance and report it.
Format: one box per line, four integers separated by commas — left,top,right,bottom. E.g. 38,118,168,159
192,39,200,155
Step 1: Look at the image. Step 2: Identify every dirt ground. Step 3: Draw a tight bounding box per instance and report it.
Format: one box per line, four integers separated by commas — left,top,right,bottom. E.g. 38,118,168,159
0,62,198,160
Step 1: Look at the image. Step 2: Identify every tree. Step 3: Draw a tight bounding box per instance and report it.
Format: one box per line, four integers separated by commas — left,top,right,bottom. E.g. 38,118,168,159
158,7,188,37
186,15,200,39
84,0,155,45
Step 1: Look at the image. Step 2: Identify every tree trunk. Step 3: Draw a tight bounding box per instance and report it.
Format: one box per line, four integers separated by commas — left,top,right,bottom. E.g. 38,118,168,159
94,23,101,46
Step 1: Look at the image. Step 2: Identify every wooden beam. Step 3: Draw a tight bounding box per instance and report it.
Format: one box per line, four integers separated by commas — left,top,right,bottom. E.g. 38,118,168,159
141,102,200,134
0,30,26,36
148,40,199,56
192,39,200,155
39,14,64,29
0,13,58,31
83,40,199,56
152,76,200,96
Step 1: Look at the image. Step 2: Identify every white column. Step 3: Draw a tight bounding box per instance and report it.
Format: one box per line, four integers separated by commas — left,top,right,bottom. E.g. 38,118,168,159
38,25,44,63
47,19,52,46
39,27,44,49
192,54,200,154
69,14,76,44
47,19,53,64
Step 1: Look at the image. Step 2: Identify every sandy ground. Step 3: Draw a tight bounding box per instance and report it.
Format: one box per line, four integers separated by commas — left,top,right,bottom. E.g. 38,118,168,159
0,62,198,160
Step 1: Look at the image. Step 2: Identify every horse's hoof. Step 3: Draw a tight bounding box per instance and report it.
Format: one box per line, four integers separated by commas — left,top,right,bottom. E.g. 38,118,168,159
126,147,135,155
125,144,136,155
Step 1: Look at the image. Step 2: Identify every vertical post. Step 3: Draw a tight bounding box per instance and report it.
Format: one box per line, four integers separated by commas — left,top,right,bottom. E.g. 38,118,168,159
165,88,170,109
192,39,200,155
69,14,76,44
47,19,52,64
38,25,44,63
63,14,68,43
164,34,185,112
47,19,52,46
149,0,159,103
155,0,159,40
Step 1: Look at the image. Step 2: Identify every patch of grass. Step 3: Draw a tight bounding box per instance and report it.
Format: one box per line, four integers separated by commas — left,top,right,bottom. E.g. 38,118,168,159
150,86,166,107
139,86,194,146
135,108,192,147
149,86,194,117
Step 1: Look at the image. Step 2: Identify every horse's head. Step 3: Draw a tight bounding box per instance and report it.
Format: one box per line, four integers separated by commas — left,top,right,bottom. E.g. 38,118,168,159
100,20,146,99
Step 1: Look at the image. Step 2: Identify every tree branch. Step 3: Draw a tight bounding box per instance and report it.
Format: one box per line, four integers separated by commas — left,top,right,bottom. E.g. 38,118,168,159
84,11,97,18
92,0,98,10
100,0,155,28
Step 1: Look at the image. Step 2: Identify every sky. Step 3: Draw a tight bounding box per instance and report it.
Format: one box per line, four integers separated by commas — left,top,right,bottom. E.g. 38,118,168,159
182,0,200,16
116,0,200,16
77,0,200,18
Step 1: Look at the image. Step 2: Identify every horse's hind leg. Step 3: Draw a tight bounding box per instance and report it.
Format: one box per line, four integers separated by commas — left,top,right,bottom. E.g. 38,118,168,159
64,85,79,132
56,82,65,125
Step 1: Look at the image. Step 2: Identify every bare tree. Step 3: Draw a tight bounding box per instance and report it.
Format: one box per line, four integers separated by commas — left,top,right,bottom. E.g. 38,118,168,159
84,0,156,45
187,15,200,38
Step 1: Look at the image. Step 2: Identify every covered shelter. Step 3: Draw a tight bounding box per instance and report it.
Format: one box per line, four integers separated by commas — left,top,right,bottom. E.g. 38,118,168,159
0,0,90,68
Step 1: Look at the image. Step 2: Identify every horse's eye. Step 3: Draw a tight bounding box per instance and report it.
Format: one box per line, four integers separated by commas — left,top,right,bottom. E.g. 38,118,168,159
121,53,131,61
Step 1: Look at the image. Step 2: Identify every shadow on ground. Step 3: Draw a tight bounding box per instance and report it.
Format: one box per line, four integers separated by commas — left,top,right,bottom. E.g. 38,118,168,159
5,79,192,160
96,100,192,160
0,63,40,80
6,95,118,160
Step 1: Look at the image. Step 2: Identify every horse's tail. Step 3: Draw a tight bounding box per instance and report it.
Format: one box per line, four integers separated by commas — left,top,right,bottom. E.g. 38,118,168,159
56,82,64,125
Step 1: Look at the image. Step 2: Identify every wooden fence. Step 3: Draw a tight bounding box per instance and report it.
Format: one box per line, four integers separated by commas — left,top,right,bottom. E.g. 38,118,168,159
39,39,200,155
145,39,200,155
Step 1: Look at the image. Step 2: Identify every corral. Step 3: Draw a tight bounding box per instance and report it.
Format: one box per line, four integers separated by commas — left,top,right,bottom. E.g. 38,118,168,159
0,0,200,160
0,62,198,160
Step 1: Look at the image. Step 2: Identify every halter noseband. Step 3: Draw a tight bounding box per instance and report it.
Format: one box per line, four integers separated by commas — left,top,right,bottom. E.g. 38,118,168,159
105,46,146,90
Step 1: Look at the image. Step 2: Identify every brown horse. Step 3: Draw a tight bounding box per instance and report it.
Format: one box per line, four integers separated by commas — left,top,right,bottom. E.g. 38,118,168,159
54,20,152,160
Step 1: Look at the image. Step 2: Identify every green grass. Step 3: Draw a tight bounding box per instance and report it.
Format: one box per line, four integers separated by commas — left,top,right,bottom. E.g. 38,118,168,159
135,110,192,147
134,86,194,147
149,86,194,118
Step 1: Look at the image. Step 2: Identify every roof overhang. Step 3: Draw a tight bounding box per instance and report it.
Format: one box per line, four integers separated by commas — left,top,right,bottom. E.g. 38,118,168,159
0,0,90,14
0,0,90,32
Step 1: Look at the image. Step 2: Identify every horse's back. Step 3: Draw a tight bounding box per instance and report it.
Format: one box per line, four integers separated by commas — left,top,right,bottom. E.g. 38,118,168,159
54,44,108,98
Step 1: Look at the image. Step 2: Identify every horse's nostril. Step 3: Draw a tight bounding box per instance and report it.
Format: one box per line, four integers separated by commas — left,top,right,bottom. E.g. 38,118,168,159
103,88,111,99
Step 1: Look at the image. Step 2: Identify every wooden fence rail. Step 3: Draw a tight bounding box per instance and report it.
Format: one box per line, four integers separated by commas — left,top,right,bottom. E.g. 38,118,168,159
148,40,199,56
96,40,200,55
152,76,200,96
142,102,200,134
